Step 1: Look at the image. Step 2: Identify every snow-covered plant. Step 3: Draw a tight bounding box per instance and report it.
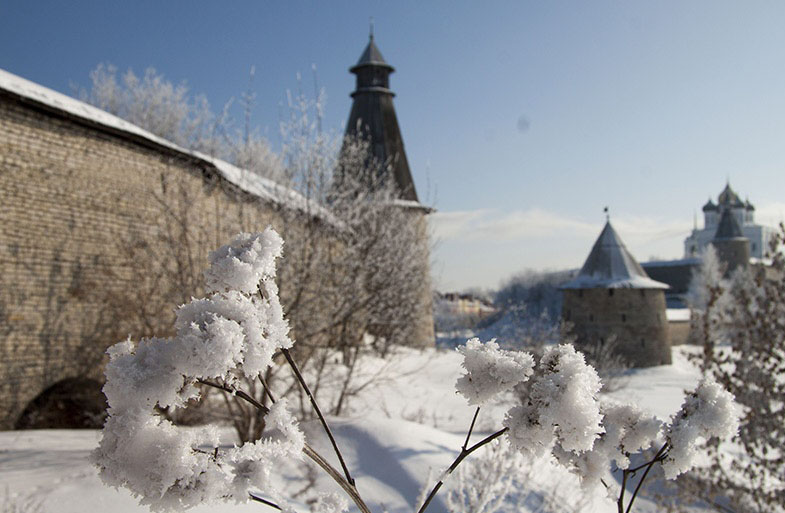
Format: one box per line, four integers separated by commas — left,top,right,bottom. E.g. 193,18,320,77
662,377,740,479
505,344,604,458
93,229,309,511
418,338,739,513
445,438,528,513
96,231,738,513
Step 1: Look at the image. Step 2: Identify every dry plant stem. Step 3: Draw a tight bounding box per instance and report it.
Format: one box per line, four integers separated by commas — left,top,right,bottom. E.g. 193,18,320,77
416,427,509,513
198,378,373,513
462,407,481,451
281,347,357,487
302,443,372,513
249,493,282,510
619,443,669,513
197,379,270,414
259,373,277,404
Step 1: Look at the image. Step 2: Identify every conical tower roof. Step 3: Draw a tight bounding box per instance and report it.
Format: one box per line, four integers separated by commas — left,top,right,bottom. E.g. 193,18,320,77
351,35,394,72
714,208,745,240
562,222,668,289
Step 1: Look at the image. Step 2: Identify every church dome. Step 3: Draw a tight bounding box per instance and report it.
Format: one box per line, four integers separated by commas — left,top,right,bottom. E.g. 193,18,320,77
718,183,744,208
702,198,718,212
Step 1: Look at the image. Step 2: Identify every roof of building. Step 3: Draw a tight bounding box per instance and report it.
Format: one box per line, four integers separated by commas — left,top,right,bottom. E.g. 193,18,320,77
0,68,333,222
714,208,746,240
717,183,745,208
702,198,718,212
641,258,701,294
351,35,394,72
561,221,669,290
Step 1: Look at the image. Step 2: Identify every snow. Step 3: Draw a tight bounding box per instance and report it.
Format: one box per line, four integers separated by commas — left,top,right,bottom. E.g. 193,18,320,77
455,338,534,406
1,346,710,513
666,308,691,322
561,274,670,290
0,68,331,220
505,344,603,458
390,199,434,213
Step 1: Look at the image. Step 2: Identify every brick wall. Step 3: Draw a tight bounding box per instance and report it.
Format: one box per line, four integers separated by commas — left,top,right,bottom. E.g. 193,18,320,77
0,95,283,429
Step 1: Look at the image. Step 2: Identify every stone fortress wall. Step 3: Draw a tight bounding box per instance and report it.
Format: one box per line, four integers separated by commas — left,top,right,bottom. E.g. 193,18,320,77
562,288,672,367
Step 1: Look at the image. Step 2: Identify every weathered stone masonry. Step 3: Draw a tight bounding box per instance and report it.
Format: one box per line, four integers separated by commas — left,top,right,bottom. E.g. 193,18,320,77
0,88,283,429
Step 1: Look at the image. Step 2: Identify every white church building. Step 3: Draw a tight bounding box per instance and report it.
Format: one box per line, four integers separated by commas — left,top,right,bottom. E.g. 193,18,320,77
684,183,776,259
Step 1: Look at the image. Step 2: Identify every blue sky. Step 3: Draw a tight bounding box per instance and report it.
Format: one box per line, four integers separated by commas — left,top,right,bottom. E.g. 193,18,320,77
3,1,785,290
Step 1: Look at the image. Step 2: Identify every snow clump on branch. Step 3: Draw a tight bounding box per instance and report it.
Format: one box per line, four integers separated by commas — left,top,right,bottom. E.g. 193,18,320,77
93,228,305,512
504,344,604,458
662,376,740,479
455,338,534,405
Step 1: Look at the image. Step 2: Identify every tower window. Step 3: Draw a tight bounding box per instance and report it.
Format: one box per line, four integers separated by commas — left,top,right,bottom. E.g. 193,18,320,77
622,314,626,322
589,314,594,322
608,289,614,297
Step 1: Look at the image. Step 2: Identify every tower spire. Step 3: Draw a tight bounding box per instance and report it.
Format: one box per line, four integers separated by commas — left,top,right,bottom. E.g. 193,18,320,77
369,16,374,39
343,33,419,202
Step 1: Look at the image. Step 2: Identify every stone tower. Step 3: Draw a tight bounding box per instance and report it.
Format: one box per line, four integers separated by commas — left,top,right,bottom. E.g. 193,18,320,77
561,222,671,368
344,32,418,201
341,33,435,347
712,207,751,275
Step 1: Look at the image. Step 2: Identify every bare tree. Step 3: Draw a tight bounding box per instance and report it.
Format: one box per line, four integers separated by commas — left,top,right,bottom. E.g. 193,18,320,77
81,66,432,439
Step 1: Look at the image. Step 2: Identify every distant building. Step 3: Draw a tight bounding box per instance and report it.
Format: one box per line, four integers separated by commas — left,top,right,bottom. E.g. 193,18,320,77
684,182,775,259
561,221,672,368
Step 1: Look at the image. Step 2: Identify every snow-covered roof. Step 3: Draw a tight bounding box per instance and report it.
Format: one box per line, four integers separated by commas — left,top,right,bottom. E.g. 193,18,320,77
561,221,669,290
0,68,332,221
666,309,691,322
391,199,435,213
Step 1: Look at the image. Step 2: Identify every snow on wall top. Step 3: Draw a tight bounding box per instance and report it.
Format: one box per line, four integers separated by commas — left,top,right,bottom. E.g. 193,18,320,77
561,221,669,290
0,68,330,219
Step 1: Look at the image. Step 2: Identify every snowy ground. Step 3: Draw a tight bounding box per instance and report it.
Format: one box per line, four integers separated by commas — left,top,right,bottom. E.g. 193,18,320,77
0,345,701,513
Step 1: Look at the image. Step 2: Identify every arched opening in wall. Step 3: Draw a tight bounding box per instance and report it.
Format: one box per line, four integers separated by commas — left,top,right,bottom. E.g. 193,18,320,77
608,289,614,297
15,377,107,429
